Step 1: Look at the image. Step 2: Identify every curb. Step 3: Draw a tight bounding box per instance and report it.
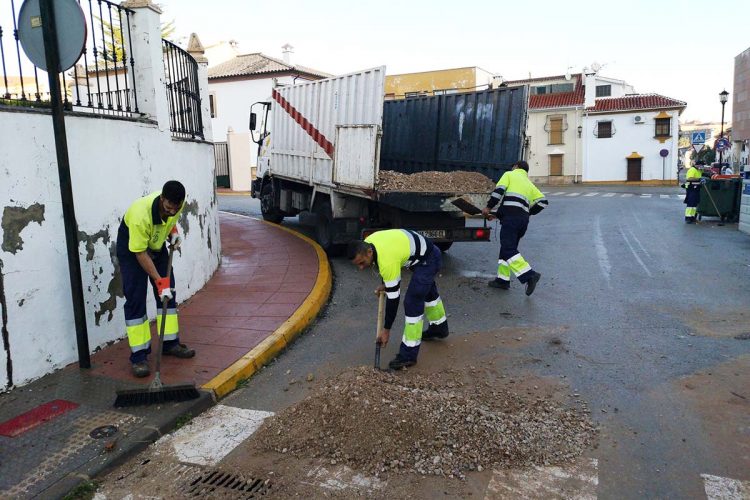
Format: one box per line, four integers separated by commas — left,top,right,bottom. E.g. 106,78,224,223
202,215,332,399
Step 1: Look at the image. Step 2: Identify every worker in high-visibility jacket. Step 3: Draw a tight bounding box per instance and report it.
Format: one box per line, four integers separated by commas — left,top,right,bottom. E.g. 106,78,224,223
116,180,195,378
347,229,448,370
482,161,547,296
683,161,703,223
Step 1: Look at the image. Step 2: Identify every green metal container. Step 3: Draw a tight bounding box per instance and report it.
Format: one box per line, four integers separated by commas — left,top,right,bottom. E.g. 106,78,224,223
696,178,742,222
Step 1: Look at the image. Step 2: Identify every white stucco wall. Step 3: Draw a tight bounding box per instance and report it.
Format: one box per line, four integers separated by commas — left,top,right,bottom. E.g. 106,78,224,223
209,75,298,167
0,109,220,389
526,108,583,183
582,109,681,182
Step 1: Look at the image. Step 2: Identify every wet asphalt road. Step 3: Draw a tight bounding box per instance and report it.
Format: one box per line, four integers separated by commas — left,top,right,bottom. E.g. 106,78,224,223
217,187,750,498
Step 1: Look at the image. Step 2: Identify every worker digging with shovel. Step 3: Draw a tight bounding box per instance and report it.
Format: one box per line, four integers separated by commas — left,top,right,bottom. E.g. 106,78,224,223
347,229,448,370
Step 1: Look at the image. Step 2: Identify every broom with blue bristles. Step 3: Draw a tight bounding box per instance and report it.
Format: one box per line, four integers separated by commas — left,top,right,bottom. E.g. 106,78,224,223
114,245,200,407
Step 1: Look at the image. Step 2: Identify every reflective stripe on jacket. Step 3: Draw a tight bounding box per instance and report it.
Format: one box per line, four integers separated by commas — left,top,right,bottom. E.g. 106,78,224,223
486,169,548,217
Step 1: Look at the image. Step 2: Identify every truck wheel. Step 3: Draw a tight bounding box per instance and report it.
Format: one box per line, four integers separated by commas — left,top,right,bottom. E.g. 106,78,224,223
314,199,341,255
435,242,453,252
260,182,283,224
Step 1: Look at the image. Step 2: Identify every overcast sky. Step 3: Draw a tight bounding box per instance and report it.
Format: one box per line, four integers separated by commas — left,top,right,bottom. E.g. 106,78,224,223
98,1,750,123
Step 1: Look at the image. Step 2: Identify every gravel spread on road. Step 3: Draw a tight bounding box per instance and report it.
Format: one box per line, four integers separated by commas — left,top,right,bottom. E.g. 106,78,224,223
251,366,597,479
378,170,496,193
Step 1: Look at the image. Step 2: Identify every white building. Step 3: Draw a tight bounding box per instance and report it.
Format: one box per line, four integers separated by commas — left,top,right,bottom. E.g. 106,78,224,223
506,71,634,184
583,94,686,182
507,69,685,184
207,46,331,169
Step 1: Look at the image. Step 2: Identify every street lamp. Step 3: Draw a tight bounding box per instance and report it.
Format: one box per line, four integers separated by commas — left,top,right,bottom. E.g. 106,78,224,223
718,89,729,166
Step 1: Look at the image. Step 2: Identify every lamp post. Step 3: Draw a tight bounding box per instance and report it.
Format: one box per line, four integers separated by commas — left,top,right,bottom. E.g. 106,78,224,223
718,89,729,166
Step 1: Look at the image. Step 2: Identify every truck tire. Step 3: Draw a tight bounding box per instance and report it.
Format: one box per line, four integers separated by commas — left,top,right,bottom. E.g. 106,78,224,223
313,199,336,253
435,242,453,252
260,182,283,224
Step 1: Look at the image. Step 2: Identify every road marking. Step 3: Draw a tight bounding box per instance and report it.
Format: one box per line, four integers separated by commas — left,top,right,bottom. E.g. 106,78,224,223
702,474,750,499
625,225,650,257
603,193,617,197
460,270,499,279
584,192,599,197
551,191,566,196
621,193,634,198
678,194,686,200
305,464,386,493
157,405,274,466
485,458,598,499
566,192,581,197
594,217,612,289
618,226,653,277
640,194,652,198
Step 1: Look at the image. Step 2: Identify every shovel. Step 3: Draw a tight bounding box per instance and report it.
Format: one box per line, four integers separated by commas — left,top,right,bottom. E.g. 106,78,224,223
374,291,385,370
702,184,725,226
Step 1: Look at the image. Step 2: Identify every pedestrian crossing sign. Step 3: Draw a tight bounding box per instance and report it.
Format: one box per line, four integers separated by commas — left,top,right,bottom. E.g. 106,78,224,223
691,131,706,144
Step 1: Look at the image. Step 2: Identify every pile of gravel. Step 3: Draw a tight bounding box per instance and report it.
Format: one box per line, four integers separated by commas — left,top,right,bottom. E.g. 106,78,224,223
251,367,596,479
378,170,496,194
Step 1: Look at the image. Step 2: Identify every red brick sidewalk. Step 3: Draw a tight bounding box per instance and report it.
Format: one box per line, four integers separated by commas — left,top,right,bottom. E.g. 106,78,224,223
89,212,320,387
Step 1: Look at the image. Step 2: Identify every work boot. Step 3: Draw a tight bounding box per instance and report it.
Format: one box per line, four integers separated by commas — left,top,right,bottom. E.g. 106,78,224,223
422,320,449,341
131,361,150,378
162,343,195,358
525,272,541,296
388,354,416,371
488,278,510,290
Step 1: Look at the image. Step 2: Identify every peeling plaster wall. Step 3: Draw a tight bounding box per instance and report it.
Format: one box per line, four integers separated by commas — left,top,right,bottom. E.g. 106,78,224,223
0,110,220,389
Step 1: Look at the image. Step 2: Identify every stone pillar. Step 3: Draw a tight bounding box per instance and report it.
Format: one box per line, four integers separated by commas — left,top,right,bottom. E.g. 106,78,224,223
227,130,253,191
187,33,213,142
121,0,169,130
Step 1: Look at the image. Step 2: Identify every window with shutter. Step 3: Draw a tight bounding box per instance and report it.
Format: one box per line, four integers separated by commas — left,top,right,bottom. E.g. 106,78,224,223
549,117,564,145
597,121,612,138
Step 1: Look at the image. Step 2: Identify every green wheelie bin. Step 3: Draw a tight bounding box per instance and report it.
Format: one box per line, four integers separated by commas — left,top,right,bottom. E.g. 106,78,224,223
696,178,742,222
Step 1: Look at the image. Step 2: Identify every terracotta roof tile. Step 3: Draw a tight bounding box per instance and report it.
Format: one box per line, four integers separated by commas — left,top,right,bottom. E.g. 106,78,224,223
526,75,585,109
587,94,686,112
208,53,331,80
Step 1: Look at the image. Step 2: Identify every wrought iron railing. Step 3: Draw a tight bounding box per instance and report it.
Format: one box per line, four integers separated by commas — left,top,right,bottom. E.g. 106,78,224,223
162,39,203,140
0,0,139,117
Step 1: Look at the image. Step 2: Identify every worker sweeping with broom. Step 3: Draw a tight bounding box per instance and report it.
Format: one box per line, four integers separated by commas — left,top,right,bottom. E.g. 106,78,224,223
347,229,448,370
116,180,195,379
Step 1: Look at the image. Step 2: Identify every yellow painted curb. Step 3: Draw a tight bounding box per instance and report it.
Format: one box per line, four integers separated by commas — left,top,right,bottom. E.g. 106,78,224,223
202,218,332,399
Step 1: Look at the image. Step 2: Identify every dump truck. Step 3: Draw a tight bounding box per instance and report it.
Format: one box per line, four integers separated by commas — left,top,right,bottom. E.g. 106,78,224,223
249,67,528,252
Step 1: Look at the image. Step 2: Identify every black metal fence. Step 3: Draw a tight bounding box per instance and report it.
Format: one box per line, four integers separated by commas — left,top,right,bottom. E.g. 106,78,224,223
0,0,139,117
162,39,203,140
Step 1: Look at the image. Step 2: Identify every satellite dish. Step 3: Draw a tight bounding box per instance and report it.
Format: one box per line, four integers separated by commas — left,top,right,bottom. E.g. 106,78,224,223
591,62,602,73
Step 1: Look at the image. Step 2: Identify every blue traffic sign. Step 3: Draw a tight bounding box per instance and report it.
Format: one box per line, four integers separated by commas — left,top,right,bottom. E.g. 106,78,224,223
716,137,730,152
691,131,706,144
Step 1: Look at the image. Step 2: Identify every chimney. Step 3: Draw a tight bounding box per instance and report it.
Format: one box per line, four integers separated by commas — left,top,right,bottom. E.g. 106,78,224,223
583,67,597,108
282,43,294,65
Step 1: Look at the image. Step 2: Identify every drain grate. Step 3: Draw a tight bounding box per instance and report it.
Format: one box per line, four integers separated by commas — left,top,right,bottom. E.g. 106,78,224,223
184,469,271,498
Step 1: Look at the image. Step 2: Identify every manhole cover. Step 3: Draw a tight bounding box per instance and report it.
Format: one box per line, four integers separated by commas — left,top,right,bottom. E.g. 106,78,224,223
184,469,271,498
89,425,118,439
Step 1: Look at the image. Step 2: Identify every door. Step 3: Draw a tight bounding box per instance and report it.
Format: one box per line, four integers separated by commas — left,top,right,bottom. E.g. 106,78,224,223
213,142,230,188
550,154,563,176
627,158,642,181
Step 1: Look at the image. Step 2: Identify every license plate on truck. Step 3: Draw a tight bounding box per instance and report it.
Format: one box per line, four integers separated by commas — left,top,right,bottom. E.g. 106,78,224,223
418,230,446,240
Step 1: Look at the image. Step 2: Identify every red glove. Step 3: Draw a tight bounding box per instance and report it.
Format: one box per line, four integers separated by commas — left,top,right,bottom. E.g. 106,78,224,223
156,277,172,301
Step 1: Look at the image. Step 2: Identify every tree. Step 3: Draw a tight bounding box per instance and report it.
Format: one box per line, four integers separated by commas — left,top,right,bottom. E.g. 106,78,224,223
695,147,715,165
96,15,175,64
